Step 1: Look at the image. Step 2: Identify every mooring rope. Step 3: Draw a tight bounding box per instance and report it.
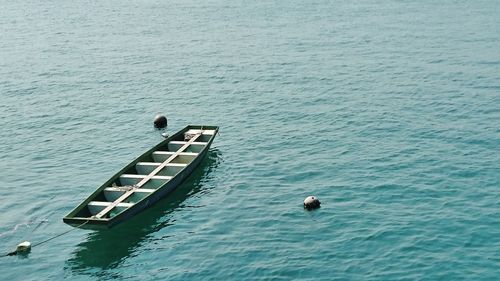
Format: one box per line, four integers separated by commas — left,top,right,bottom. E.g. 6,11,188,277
3,220,90,257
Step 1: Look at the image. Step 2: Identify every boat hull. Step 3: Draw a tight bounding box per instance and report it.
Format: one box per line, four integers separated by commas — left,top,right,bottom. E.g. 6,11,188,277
63,125,218,229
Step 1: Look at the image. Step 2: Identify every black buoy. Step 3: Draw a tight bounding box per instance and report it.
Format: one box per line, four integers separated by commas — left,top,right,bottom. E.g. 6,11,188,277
304,196,321,210
153,114,168,130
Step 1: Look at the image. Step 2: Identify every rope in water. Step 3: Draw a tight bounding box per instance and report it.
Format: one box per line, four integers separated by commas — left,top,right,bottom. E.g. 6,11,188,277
3,220,90,257
4,127,217,257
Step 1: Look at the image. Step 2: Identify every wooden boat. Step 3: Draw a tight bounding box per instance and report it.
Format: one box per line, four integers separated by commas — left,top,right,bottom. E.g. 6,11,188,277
63,125,218,229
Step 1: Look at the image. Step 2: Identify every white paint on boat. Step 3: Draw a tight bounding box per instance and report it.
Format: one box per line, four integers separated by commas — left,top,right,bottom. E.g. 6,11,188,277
87,201,134,215
103,187,155,202
185,129,216,135
135,162,187,175
152,151,198,163
119,174,172,189
168,141,206,153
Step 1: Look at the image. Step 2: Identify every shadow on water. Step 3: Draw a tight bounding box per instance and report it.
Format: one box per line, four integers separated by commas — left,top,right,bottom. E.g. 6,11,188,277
65,149,222,275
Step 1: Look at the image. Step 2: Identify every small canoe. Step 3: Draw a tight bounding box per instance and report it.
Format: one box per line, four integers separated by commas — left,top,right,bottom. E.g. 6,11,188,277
63,125,218,229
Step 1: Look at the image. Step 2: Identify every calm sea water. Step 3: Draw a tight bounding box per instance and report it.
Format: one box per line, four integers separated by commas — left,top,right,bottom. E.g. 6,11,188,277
1,0,499,280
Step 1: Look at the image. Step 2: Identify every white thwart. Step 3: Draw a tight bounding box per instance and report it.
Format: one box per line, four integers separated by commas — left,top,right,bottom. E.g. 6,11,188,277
104,187,155,201
119,174,172,180
88,201,134,215
152,151,198,163
136,162,187,167
136,162,187,174
185,129,216,135
152,151,199,156
169,141,207,146
119,174,172,186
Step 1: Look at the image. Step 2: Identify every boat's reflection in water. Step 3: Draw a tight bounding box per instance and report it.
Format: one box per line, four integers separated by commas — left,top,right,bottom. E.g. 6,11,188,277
66,149,221,273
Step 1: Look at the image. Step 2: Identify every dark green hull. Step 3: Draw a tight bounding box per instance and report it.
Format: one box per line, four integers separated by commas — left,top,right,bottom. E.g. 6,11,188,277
63,125,218,229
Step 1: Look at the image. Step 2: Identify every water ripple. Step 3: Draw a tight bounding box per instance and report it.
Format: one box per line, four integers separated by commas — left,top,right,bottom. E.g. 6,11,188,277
1,0,499,280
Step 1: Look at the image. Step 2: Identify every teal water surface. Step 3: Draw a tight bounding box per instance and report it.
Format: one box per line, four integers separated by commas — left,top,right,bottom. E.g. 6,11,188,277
1,0,499,280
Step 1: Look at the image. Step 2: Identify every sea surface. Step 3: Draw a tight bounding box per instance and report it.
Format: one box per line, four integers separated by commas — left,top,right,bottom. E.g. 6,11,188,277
0,0,499,280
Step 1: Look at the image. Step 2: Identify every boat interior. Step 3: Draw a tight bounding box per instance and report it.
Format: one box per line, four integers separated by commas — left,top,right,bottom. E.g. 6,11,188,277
73,129,216,219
